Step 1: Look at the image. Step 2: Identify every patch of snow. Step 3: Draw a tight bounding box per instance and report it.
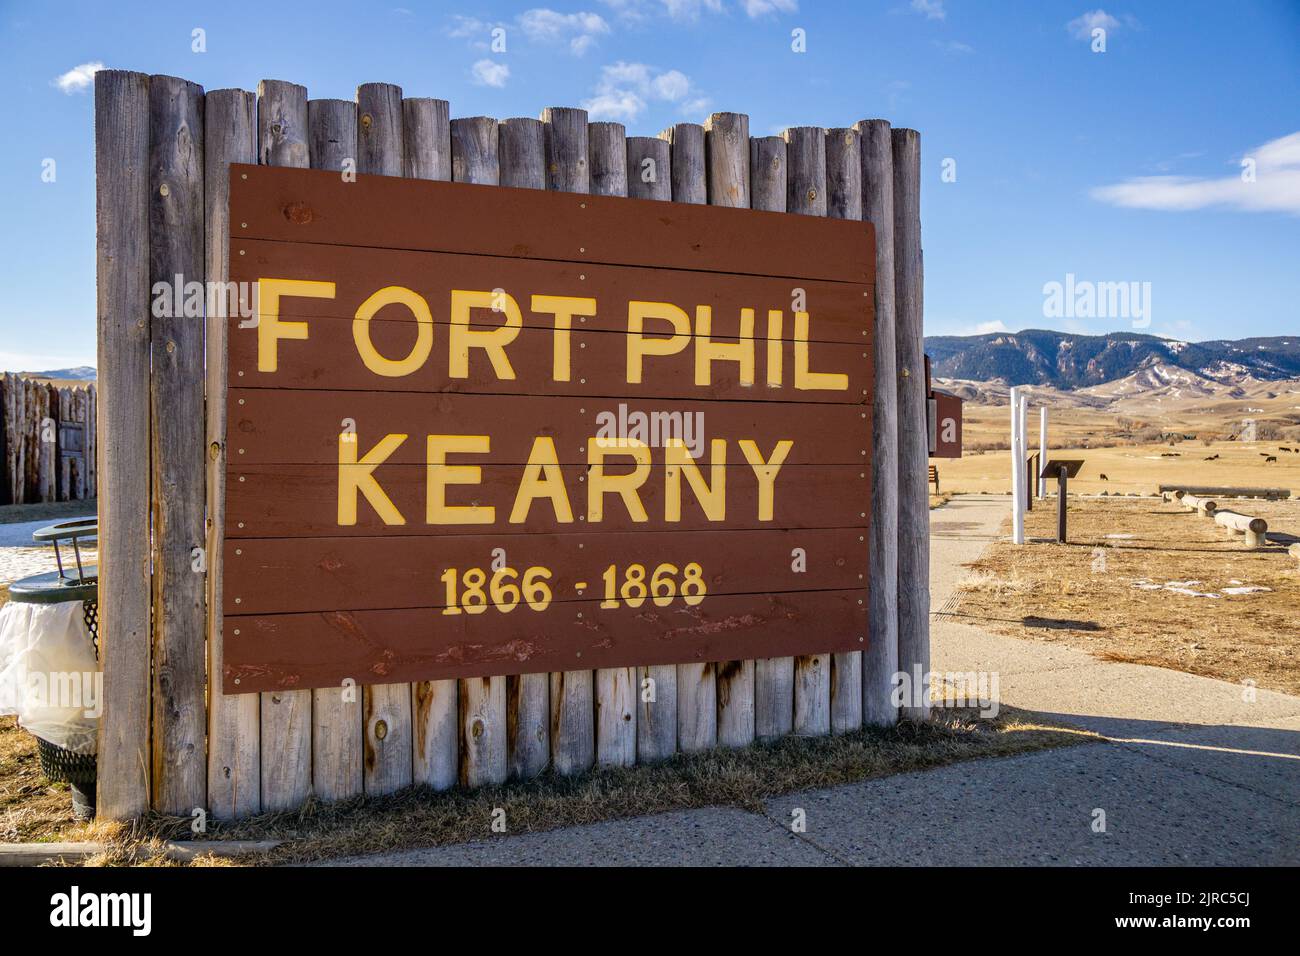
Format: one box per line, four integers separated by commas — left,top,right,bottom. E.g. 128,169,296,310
1223,586,1271,595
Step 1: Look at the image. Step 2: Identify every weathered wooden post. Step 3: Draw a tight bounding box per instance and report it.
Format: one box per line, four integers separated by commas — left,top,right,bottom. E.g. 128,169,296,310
893,128,929,719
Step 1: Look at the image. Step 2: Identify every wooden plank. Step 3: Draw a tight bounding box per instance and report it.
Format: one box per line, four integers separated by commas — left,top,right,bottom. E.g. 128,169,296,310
94,70,153,820
255,78,313,810
87,383,97,497
706,112,755,751
602,119,652,765
226,590,868,693
306,95,365,805
893,127,929,720
400,97,459,793
229,163,871,284
204,87,261,818
354,82,413,796
626,136,670,203
785,126,832,737
499,114,550,780
450,114,508,788
625,133,676,761
147,74,208,815
856,118,900,727
227,528,868,615
228,237,872,344
662,120,715,754
542,106,595,776
826,127,864,735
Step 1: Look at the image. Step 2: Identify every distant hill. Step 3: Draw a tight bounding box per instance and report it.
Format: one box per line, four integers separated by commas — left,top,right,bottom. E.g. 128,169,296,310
19,366,97,382
924,331,1300,390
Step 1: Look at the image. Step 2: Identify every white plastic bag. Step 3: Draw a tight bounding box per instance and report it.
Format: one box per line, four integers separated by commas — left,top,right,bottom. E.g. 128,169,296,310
0,601,99,754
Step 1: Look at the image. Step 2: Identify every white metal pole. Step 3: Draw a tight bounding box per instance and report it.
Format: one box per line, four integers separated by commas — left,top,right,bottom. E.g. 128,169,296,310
1010,387,1024,544
1038,406,1048,499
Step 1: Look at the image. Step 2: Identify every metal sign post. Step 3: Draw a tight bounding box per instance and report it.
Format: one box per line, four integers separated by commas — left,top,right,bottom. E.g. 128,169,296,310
1039,459,1085,544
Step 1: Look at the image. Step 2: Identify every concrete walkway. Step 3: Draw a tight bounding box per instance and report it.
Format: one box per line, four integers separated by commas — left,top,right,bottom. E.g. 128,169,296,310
325,494,1300,866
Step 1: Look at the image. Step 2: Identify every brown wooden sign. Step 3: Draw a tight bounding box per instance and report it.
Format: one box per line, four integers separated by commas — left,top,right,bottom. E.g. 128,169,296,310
222,163,874,693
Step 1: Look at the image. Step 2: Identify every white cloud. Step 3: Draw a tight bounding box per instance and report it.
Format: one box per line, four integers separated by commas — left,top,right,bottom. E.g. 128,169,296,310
935,39,973,54
583,60,706,122
661,0,724,20
53,62,103,94
1091,132,1300,216
1067,9,1120,40
970,320,1009,335
911,0,945,21
741,0,798,17
471,59,510,88
519,8,611,54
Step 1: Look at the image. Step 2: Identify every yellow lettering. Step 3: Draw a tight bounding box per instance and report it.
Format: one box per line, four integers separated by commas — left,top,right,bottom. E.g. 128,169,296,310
338,432,406,526
739,439,793,521
353,285,434,377
257,278,334,372
694,307,754,387
450,290,521,380
587,438,651,522
510,436,574,523
427,435,494,524
664,438,727,521
531,294,595,383
627,301,690,384
794,312,848,391
766,309,783,386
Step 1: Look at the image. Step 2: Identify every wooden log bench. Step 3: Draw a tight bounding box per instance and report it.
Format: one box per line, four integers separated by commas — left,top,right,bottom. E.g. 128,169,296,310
928,465,939,492
1214,509,1268,549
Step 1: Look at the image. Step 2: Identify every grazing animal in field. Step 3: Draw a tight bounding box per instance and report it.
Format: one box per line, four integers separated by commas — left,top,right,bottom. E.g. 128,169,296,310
1260,453,1272,458
1282,447,1292,452
1265,455,1278,463
1099,473,1109,481
1204,454,1219,461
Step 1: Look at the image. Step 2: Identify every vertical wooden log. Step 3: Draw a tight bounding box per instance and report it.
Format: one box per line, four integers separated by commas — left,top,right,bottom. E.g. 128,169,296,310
784,126,832,737
351,82,415,795
148,74,207,814
255,79,313,809
445,115,509,788
892,127,930,719
624,135,677,761
303,96,366,804
540,106,597,775
399,97,461,792
498,116,551,779
205,88,261,818
587,120,638,768
703,112,756,749
87,384,96,499
659,121,715,753
825,127,865,734
749,134,794,741
95,70,152,819
855,118,900,727
37,386,53,502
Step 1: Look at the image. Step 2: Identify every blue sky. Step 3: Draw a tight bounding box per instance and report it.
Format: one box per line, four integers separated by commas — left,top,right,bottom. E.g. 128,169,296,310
1,0,1297,371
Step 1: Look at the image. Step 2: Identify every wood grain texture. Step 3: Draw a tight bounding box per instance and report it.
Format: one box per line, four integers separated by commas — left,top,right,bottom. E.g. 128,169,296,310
749,132,793,740
587,119,637,768
706,113,755,750
825,127,864,735
204,88,260,818
626,136,670,202
541,106,594,775
148,73,208,814
856,118,900,728
307,96,365,804
892,127,930,720
402,96,459,792
255,78,314,811
498,114,549,779
450,113,508,788
661,120,715,753
94,69,153,820
785,125,832,737
355,82,413,794
626,133,676,760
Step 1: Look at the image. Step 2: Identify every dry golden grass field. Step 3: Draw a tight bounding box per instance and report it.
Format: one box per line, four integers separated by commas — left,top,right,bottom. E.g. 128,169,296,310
954,497,1300,694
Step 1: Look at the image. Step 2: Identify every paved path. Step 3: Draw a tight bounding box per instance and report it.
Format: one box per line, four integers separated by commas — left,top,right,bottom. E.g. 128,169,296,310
0,518,96,586
325,494,1300,866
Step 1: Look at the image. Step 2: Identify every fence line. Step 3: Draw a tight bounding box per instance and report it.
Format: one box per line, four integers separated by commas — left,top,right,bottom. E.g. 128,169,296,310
93,69,927,819
0,374,97,505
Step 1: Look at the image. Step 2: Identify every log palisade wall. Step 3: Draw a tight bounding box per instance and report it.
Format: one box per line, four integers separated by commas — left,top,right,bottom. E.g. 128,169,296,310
93,70,928,820
0,375,97,506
